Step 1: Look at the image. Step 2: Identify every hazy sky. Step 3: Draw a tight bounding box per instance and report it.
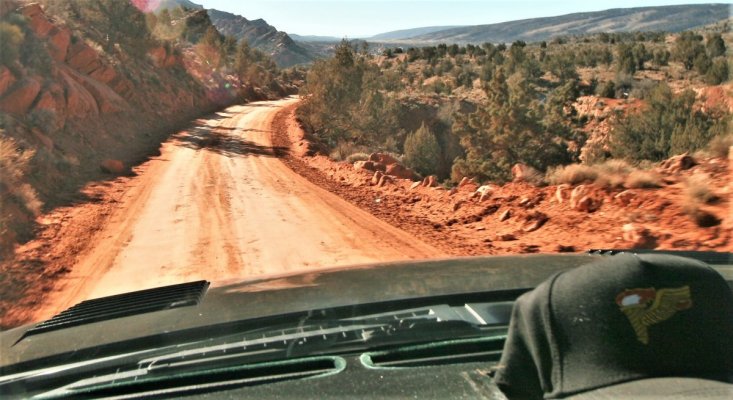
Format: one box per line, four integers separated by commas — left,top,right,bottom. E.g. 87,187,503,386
194,1,727,37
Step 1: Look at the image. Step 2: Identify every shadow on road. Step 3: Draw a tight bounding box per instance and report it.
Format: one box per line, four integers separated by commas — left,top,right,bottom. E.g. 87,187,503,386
175,124,289,158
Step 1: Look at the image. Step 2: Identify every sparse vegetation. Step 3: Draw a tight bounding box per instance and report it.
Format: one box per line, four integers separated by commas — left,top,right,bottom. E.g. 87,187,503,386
609,82,728,163
298,28,730,186
0,22,24,67
345,152,369,163
546,164,599,185
684,173,718,204
403,122,441,177
624,170,662,189
0,135,42,259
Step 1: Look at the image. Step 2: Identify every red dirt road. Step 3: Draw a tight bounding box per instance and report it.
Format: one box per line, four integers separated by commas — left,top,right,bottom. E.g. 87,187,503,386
26,97,442,323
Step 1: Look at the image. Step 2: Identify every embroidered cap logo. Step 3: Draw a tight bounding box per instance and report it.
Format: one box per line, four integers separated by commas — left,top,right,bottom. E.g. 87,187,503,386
615,286,692,344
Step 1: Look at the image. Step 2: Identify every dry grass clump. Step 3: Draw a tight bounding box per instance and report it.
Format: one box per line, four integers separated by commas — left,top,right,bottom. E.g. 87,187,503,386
594,159,634,188
681,172,722,227
547,159,665,189
624,170,663,189
546,164,599,185
345,152,369,163
684,173,719,204
329,141,370,161
0,136,42,259
705,134,733,158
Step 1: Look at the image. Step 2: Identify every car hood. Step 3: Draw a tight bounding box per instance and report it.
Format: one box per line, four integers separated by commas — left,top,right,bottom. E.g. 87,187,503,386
1,254,603,369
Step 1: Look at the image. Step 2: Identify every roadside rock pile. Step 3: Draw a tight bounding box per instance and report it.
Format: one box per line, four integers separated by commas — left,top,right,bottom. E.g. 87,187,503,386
353,153,418,183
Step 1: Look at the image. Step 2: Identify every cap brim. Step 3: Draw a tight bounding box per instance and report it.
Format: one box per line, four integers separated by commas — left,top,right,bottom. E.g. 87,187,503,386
566,377,733,399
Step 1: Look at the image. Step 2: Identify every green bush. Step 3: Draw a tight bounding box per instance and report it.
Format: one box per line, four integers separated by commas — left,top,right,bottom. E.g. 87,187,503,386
705,57,729,85
403,122,441,177
610,82,728,162
0,22,24,67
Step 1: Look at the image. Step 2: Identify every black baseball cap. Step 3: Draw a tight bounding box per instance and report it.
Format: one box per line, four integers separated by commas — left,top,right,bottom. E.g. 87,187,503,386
494,253,733,399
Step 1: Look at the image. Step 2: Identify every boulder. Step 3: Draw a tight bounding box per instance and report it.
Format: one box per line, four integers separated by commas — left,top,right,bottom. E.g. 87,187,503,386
66,41,102,75
555,245,576,253
555,184,570,204
422,175,438,187
385,163,416,180
409,181,421,190
622,223,656,248
100,159,124,174
33,90,56,112
59,68,99,118
354,160,377,172
0,77,41,115
569,184,587,208
369,152,399,166
575,195,601,212
371,171,384,186
458,177,475,188
47,27,71,62
0,66,17,98
377,174,392,187
660,153,696,173
148,46,168,68
512,163,540,183
614,190,636,206
68,66,129,114
523,212,549,232
498,209,511,222
88,65,118,85
473,185,494,202
21,3,54,38
497,233,517,241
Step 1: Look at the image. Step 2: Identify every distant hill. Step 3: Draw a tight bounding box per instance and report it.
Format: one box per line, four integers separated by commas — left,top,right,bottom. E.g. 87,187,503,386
289,33,341,43
153,0,315,67
387,4,731,44
207,9,315,67
369,25,464,41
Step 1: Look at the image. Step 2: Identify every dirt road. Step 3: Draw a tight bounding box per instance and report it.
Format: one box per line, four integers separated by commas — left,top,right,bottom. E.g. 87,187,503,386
33,97,442,321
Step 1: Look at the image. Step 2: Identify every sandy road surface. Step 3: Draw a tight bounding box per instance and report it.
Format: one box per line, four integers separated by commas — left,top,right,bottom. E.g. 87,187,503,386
34,97,441,320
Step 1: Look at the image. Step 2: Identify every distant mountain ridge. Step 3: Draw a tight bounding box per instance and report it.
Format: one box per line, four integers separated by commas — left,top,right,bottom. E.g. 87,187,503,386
207,9,314,67
368,25,464,41
378,4,731,44
156,0,315,67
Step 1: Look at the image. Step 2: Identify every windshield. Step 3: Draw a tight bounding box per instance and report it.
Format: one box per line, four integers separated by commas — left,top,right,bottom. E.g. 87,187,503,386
0,0,731,398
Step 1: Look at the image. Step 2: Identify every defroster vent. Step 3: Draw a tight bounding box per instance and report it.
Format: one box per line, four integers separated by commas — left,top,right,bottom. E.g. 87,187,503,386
20,280,209,341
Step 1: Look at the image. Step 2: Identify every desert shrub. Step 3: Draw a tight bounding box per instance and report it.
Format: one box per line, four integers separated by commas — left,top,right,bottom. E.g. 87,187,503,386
685,173,717,204
610,82,728,162
345,152,369,163
0,136,42,258
624,170,662,188
328,141,369,161
705,57,729,85
452,68,570,183
403,122,441,177
593,159,635,188
596,80,615,98
682,172,721,227
546,164,599,185
705,134,733,158
0,21,24,67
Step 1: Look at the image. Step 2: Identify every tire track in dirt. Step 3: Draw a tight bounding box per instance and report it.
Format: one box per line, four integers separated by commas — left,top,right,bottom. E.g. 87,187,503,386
20,97,442,325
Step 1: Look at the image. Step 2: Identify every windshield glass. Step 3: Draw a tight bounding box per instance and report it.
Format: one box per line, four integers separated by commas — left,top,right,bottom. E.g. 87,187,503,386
0,0,731,398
